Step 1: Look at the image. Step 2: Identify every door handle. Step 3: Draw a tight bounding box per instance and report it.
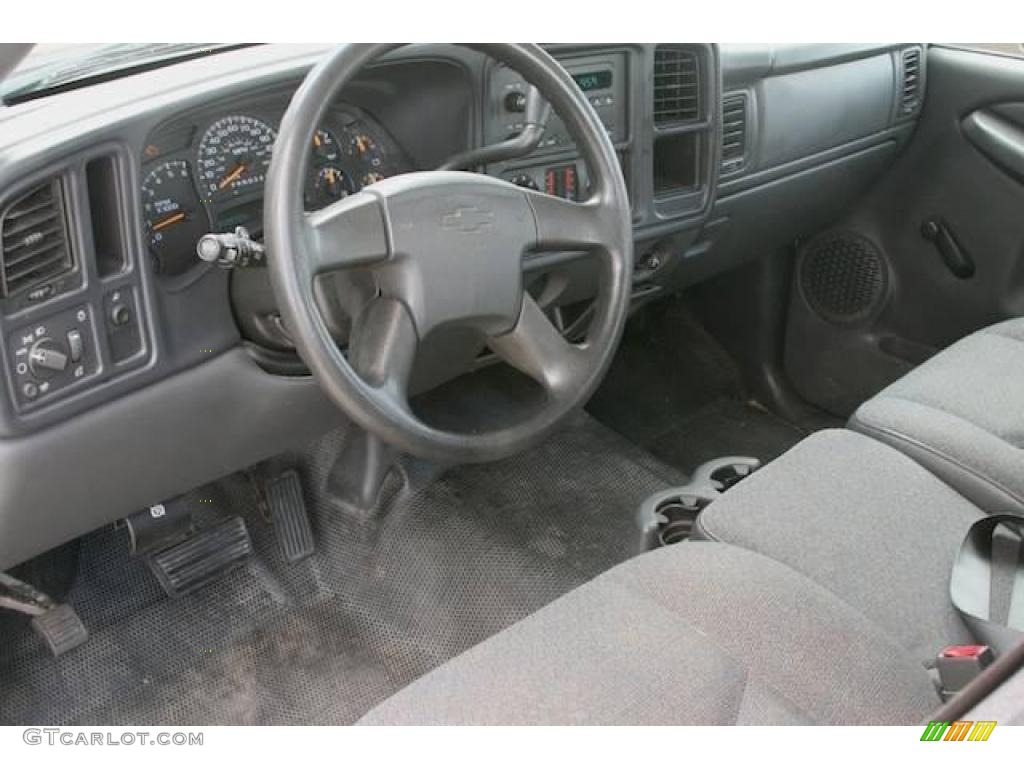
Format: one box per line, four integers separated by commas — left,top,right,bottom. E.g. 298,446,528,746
921,218,975,279
962,109,1024,184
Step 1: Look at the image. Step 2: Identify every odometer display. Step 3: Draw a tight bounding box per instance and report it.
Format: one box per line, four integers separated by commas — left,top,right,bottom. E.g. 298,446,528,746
197,115,277,200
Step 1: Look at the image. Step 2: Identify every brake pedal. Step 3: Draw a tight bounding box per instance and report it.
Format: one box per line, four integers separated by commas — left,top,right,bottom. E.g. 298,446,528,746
148,516,252,597
0,571,88,656
265,470,315,563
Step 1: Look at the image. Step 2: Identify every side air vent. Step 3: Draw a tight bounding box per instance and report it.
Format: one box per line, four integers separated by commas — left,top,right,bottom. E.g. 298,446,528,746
721,94,748,174
654,47,701,126
900,47,923,116
0,179,73,298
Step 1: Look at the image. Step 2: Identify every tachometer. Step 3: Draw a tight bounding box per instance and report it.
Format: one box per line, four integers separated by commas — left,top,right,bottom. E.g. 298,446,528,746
197,115,277,200
141,160,209,275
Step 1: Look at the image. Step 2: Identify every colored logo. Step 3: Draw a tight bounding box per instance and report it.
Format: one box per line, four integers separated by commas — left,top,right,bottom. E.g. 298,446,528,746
921,721,996,741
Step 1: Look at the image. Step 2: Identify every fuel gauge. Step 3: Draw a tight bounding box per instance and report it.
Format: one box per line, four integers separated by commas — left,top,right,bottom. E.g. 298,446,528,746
312,128,340,163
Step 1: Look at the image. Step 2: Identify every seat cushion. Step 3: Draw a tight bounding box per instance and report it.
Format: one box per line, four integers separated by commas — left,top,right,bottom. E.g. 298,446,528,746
850,317,1024,515
359,542,940,725
696,429,982,666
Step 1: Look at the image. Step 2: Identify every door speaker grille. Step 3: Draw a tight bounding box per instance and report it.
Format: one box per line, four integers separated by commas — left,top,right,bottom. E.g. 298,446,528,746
797,231,888,325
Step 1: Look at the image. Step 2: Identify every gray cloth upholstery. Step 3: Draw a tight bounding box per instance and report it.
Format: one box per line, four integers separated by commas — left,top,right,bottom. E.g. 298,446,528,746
359,543,940,725
696,429,982,665
850,317,1024,515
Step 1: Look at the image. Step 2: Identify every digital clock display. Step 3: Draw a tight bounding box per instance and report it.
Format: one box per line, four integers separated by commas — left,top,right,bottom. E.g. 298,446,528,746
572,70,613,92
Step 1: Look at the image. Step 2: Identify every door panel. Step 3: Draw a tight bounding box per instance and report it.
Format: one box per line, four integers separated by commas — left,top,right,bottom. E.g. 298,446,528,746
785,46,1024,416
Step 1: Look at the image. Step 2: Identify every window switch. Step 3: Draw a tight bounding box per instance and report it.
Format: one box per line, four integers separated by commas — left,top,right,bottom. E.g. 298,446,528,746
67,329,84,364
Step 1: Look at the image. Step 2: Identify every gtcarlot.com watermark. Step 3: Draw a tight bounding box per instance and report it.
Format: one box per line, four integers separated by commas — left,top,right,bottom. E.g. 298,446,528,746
23,728,203,746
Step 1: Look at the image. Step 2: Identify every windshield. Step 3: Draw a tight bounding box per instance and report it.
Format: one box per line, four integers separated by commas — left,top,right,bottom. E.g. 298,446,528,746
2,43,251,103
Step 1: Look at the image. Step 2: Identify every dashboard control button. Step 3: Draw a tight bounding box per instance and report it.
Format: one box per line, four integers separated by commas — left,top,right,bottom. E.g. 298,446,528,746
110,304,131,326
22,382,38,400
508,173,539,190
28,339,69,378
504,91,527,113
67,329,84,363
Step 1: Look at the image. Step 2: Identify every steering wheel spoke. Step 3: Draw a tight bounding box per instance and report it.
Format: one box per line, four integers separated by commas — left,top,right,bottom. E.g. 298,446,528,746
523,188,611,254
306,191,391,275
348,297,419,408
487,293,590,398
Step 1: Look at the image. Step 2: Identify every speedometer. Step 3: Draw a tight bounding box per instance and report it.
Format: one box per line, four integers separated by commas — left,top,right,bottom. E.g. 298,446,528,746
196,115,277,201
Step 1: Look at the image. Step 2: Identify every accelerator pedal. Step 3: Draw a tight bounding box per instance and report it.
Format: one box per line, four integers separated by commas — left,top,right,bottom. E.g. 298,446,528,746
31,604,89,656
149,516,252,597
265,470,315,563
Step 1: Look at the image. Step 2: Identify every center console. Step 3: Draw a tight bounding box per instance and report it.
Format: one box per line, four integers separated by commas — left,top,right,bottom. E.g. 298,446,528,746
483,44,720,294
484,50,631,203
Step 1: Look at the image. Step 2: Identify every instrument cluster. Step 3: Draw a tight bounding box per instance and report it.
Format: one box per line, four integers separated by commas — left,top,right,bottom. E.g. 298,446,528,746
140,106,407,276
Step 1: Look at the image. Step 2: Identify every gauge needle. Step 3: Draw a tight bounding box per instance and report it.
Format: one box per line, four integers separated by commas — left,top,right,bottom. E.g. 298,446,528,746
152,211,186,232
218,163,247,190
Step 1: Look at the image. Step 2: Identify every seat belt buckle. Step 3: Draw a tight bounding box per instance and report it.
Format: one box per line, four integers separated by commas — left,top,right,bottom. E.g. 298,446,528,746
936,645,994,700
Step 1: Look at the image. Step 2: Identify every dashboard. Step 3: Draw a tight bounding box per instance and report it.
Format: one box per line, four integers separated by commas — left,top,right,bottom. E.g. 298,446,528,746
0,43,925,571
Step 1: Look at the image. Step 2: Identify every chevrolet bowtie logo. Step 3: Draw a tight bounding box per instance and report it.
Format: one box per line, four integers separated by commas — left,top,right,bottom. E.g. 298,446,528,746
441,206,495,234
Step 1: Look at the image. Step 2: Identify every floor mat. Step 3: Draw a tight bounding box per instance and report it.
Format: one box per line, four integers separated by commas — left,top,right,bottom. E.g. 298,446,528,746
645,398,807,470
0,412,681,726
588,299,809,470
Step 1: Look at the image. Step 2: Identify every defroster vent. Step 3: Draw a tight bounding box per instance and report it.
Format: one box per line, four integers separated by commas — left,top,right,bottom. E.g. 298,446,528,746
0,179,73,298
900,47,923,115
654,47,701,125
721,93,748,173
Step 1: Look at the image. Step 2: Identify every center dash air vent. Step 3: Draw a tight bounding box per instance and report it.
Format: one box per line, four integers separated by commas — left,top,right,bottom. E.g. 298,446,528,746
900,47,923,116
0,179,73,298
721,94,749,174
654,47,700,126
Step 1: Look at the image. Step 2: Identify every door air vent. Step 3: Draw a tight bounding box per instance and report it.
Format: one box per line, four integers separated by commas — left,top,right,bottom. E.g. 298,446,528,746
0,179,73,298
654,47,701,126
900,47,923,115
721,94,748,174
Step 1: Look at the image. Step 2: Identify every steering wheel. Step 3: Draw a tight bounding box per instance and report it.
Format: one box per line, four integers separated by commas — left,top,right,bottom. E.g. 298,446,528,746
265,44,632,464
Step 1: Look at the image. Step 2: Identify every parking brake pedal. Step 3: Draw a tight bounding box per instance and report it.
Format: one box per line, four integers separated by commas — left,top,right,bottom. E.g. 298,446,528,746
265,470,315,563
148,516,252,597
0,571,88,656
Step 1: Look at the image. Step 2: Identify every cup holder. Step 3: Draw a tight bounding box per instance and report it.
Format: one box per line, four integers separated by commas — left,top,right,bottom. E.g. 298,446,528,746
656,497,710,546
637,456,761,549
707,464,750,491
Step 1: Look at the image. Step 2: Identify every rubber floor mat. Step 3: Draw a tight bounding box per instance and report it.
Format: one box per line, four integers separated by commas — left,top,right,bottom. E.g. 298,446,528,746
588,299,810,470
645,398,807,470
0,412,681,726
